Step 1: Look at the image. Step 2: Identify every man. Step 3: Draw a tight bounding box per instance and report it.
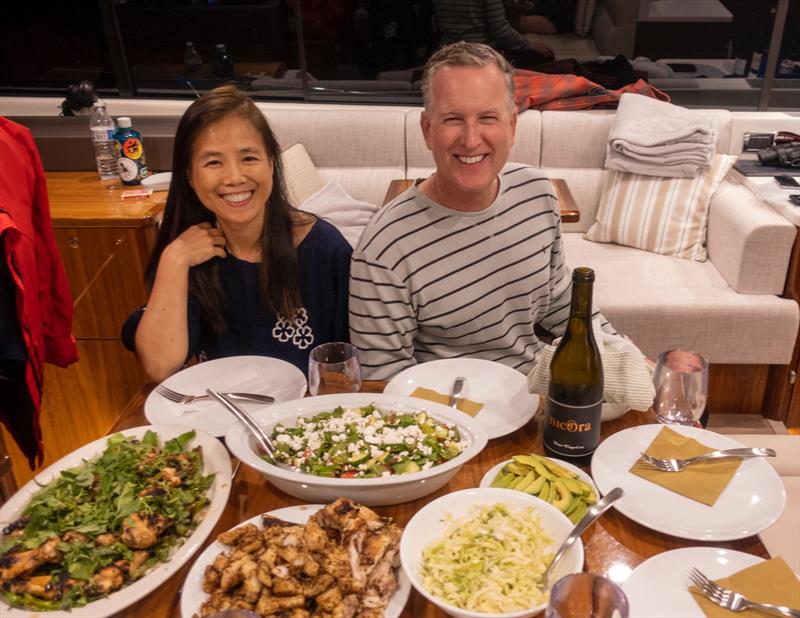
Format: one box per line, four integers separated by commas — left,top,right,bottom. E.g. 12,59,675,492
349,41,614,379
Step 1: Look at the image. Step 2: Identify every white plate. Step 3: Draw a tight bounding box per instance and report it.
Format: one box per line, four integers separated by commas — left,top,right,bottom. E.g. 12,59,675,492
591,424,786,541
621,547,764,617
0,425,232,618
180,504,411,618
145,355,307,436
479,456,598,496
383,358,538,439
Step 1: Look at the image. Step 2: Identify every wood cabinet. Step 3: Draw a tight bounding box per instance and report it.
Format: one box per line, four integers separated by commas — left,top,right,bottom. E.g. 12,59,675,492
0,172,165,487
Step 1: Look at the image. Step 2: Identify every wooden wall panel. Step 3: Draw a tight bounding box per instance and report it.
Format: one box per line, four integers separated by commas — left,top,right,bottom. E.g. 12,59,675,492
1,340,149,488
707,364,769,416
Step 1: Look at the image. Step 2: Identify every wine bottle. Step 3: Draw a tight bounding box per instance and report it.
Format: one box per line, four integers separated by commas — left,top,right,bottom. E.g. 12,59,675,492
543,267,604,467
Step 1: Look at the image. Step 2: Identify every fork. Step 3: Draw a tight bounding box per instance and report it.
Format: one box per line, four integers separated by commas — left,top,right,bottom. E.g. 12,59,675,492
689,568,800,617
155,384,274,405
638,447,776,472
448,376,465,409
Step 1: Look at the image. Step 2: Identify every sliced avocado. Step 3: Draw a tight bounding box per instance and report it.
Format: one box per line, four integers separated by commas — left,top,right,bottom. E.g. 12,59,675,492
491,471,515,489
514,455,556,481
506,474,527,490
393,460,421,474
551,479,572,512
537,480,551,502
524,474,547,495
514,471,537,493
505,461,533,477
415,411,428,424
576,478,595,497
561,476,584,495
347,449,370,464
541,457,578,479
563,496,582,516
584,489,598,505
569,499,588,524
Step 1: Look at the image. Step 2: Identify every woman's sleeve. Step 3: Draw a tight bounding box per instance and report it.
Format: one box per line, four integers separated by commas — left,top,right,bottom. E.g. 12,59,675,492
120,297,204,361
332,238,353,342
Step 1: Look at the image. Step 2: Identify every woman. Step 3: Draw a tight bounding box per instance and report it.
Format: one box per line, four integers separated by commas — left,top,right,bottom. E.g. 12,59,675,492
122,85,351,381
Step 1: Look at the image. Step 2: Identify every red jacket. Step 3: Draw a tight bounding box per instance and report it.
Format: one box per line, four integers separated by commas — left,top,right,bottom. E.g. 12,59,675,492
0,117,78,466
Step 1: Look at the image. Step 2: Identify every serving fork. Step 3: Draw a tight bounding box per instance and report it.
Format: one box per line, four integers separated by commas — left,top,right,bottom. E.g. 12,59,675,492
689,568,800,617
638,447,775,472
155,384,275,405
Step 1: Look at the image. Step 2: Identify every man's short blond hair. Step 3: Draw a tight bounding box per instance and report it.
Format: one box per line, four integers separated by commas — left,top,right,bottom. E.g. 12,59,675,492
421,41,516,112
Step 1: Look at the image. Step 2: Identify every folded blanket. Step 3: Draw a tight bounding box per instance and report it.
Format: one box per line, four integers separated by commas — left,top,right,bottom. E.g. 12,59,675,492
609,93,716,147
605,93,716,178
527,321,655,414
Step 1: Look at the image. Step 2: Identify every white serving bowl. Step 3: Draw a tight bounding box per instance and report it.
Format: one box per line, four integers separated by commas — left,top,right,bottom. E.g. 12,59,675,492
225,392,488,506
400,487,584,618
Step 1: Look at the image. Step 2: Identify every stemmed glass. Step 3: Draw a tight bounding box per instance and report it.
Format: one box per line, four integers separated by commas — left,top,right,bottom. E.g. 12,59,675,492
652,350,709,426
307,342,362,395
545,573,629,618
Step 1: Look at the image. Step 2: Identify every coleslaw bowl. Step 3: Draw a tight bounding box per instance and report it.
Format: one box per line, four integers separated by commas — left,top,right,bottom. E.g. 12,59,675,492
400,487,584,618
224,393,489,506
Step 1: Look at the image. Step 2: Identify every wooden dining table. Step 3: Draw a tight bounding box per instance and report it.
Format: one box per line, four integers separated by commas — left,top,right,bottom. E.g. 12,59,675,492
107,382,770,618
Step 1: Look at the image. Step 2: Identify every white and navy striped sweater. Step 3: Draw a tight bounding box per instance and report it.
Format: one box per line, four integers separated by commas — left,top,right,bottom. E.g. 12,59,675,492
349,164,615,379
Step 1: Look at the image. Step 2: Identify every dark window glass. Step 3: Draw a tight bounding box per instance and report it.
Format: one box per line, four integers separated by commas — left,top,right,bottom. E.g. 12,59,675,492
0,2,116,94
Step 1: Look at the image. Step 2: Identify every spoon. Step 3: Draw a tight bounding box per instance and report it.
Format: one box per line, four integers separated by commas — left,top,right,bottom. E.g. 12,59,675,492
542,486,625,589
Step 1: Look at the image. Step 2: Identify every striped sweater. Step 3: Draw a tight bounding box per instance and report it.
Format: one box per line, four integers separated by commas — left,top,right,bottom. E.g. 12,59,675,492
433,0,532,51
349,164,615,380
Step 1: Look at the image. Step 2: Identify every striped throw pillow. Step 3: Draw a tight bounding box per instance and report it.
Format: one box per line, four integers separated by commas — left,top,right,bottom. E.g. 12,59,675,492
584,155,736,261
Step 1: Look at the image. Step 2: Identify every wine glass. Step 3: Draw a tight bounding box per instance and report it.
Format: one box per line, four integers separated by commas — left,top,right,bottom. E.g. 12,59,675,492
307,342,362,396
652,350,708,426
545,573,629,618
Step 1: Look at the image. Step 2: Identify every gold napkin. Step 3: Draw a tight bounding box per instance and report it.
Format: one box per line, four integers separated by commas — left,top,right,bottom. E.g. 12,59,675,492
690,557,800,617
409,387,484,417
630,426,740,506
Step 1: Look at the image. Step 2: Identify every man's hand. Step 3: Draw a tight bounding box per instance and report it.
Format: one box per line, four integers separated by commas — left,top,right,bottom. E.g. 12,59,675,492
163,222,226,268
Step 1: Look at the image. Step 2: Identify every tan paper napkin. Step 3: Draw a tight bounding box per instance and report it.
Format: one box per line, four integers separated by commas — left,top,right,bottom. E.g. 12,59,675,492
690,557,800,617
630,426,741,506
409,387,484,417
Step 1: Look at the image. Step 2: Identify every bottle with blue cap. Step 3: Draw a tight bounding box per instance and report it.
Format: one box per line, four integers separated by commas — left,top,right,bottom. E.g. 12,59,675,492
114,117,150,185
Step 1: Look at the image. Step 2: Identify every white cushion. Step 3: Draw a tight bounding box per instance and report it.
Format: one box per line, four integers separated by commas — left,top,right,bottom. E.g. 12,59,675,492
300,181,378,248
585,155,736,261
563,234,800,364
280,143,325,207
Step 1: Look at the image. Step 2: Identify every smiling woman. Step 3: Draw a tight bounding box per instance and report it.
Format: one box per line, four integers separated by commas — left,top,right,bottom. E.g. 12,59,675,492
121,85,352,381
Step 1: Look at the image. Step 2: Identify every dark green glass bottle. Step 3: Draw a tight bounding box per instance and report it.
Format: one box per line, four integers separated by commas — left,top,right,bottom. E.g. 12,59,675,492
543,267,603,467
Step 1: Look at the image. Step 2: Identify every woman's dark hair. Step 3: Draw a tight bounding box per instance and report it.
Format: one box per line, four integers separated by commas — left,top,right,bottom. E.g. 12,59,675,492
148,84,303,333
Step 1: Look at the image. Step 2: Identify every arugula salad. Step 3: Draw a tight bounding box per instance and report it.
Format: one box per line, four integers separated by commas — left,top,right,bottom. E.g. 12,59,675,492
0,430,214,611
268,404,467,478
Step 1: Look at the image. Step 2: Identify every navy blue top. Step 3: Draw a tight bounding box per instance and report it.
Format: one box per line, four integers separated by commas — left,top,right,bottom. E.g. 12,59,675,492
122,219,352,375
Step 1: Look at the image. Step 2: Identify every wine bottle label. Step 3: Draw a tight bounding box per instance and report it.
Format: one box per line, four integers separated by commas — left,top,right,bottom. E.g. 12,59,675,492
543,396,602,459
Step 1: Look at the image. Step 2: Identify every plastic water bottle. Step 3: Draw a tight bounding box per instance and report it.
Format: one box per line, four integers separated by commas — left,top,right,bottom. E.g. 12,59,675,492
114,117,149,185
89,102,118,184
214,43,234,77
184,41,202,72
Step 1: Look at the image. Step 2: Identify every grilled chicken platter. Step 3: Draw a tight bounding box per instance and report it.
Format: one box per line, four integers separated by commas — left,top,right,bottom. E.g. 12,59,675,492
0,430,214,611
197,498,402,618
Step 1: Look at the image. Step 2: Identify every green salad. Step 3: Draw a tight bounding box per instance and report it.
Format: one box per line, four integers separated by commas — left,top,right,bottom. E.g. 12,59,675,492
0,430,214,611
267,403,467,478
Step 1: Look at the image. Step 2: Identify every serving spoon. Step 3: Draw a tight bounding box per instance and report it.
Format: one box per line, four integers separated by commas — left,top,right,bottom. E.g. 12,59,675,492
542,486,625,589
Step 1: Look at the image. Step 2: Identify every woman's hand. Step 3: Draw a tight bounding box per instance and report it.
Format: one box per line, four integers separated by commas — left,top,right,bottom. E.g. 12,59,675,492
163,222,226,268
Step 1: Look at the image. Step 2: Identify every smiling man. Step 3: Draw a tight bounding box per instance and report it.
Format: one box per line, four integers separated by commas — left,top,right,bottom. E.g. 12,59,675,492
349,42,613,379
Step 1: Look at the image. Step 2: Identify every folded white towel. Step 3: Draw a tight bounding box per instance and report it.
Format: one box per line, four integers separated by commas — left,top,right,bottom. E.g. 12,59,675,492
609,93,716,147
527,322,655,416
604,93,717,178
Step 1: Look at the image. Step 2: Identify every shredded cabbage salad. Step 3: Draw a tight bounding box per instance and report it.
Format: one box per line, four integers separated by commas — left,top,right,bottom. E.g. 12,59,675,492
420,503,553,613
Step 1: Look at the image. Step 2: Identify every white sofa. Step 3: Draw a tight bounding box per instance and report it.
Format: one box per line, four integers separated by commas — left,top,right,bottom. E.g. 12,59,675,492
259,103,798,366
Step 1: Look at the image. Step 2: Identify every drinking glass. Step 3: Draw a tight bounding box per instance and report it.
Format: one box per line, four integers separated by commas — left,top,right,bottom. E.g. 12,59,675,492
652,350,709,426
308,342,362,395
545,573,629,618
